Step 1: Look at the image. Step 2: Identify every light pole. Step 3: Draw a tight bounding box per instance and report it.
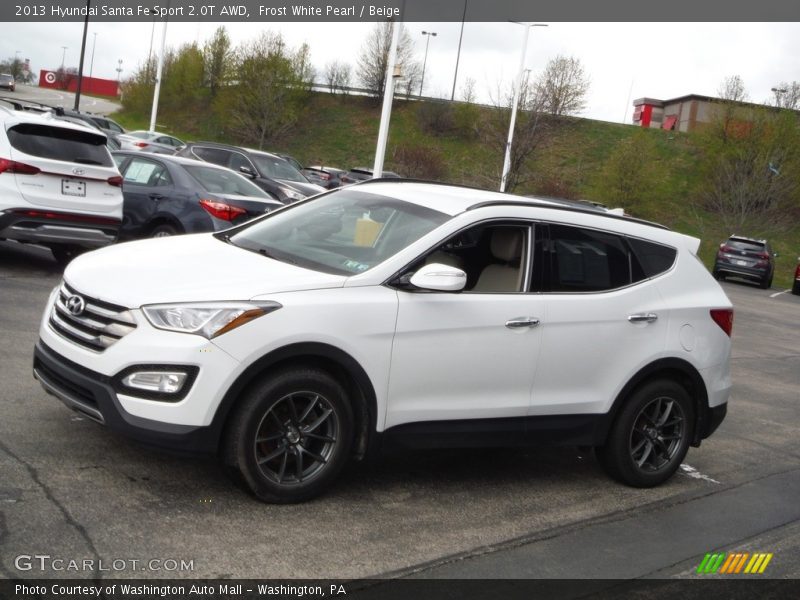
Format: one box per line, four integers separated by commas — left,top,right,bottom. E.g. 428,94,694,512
419,30,437,97
116,59,123,81
500,22,547,193
60,46,68,69
89,33,97,79
373,20,402,178
451,0,468,101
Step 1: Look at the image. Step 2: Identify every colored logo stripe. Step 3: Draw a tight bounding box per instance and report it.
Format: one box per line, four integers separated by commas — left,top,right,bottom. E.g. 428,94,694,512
697,552,772,574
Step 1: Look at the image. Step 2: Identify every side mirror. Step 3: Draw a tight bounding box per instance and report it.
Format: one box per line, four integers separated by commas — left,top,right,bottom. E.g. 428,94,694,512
409,263,467,292
239,166,256,178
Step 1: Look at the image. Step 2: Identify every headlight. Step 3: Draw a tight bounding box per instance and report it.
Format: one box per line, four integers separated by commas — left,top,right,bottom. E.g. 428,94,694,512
278,186,305,201
142,301,282,338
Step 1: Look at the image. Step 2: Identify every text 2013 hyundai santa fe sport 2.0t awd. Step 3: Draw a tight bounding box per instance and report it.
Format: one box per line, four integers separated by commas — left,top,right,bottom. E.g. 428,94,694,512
33,181,732,503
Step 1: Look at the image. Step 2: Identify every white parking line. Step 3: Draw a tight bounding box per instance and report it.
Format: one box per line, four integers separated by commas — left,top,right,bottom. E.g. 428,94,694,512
770,289,790,298
679,463,721,484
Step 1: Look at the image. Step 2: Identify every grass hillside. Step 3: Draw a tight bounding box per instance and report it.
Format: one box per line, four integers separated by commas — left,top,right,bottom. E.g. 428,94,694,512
113,93,799,288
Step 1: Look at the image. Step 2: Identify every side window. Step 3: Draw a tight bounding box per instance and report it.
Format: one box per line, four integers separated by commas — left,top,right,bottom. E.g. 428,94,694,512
228,152,254,174
107,121,124,133
414,223,530,293
546,225,631,292
122,158,171,187
192,147,229,167
627,237,676,279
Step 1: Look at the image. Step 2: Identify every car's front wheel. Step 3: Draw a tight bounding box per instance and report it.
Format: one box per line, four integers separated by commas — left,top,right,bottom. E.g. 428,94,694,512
597,379,694,487
223,368,354,503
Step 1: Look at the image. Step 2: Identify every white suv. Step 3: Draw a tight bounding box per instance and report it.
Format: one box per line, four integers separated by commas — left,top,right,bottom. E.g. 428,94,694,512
33,181,732,503
0,104,123,264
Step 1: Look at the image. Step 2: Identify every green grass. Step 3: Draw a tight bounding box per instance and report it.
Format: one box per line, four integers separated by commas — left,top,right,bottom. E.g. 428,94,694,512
111,93,799,289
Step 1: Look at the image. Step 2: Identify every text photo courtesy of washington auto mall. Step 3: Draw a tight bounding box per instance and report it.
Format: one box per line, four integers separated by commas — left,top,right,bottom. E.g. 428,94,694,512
1,1,800,599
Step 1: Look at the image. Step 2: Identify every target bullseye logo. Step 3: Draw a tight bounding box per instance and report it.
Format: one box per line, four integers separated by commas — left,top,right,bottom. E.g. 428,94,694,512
44,72,56,84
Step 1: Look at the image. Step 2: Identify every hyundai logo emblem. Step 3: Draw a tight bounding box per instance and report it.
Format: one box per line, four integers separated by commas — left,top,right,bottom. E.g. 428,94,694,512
72,167,85,176
65,294,86,316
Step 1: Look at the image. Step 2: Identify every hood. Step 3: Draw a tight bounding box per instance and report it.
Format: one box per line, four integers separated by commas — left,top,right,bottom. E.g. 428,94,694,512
278,179,326,197
64,234,347,307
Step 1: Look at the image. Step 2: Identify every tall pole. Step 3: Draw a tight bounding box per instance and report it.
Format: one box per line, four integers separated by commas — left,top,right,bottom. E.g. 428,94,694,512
60,46,68,69
500,23,547,192
89,32,97,79
73,0,90,111
419,31,437,97
373,20,401,178
451,0,468,101
149,3,170,132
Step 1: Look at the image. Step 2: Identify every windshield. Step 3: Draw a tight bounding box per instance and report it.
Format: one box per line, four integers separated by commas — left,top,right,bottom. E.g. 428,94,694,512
184,164,270,198
228,189,450,275
251,154,308,183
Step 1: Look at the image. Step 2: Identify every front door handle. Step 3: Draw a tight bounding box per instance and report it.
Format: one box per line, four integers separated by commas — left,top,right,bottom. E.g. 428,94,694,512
628,313,658,324
505,317,540,329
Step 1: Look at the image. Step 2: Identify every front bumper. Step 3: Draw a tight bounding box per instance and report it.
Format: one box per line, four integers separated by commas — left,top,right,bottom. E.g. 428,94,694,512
33,341,221,455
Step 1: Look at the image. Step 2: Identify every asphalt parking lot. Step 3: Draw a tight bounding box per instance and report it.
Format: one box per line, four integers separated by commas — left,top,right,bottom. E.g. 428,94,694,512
1,239,799,581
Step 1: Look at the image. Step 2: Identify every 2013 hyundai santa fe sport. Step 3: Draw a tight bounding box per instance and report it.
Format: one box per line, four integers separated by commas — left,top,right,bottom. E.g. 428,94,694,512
34,181,732,503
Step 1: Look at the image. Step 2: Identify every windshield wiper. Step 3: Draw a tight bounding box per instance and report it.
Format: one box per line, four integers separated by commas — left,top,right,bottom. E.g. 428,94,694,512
257,247,297,265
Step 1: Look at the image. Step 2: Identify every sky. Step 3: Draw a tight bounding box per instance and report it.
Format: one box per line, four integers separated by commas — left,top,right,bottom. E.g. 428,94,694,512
2,21,799,123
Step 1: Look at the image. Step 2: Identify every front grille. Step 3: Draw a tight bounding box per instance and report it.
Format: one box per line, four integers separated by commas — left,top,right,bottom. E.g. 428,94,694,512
49,282,136,352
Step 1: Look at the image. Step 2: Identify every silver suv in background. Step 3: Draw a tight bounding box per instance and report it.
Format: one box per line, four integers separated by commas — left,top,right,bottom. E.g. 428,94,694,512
0,104,123,264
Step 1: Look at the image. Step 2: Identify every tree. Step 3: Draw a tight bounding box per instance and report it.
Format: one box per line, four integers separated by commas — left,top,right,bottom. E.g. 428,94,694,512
324,60,351,95
203,26,233,97
696,105,800,231
0,56,32,83
356,22,415,98
769,81,800,110
220,32,314,149
718,75,748,102
593,130,661,214
533,55,590,117
162,44,205,110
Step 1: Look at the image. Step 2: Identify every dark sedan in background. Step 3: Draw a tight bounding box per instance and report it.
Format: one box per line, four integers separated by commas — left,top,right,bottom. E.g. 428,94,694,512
112,152,283,239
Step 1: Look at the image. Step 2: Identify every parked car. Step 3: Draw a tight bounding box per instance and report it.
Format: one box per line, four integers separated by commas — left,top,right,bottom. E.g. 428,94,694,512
176,142,324,203
34,180,732,503
793,258,800,296
112,151,283,239
0,104,122,265
275,153,304,172
52,115,121,150
47,108,126,143
339,167,401,185
713,235,776,289
0,74,15,92
117,130,185,154
302,165,347,189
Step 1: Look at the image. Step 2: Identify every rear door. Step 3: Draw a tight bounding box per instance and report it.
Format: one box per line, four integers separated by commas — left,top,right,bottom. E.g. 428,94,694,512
7,121,120,215
119,156,174,235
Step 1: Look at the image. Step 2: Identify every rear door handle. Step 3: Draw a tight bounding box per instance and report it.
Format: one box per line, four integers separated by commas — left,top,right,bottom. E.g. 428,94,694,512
505,317,540,329
628,313,658,324
149,193,164,201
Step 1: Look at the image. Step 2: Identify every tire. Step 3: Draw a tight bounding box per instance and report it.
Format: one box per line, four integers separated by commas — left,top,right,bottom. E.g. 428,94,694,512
793,280,800,296
222,368,354,503
50,245,83,267
759,274,771,289
150,224,179,238
596,379,694,488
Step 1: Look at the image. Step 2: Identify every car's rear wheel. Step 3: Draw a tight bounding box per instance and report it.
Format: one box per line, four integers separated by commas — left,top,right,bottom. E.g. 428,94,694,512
712,270,724,281
760,273,773,289
50,245,83,267
793,280,800,296
223,368,354,503
150,224,179,238
597,379,694,487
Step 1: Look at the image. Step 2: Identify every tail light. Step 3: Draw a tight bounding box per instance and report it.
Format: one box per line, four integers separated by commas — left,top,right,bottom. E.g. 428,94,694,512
719,244,733,253
0,158,41,175
319,173,331,181
199,199,247,222
710,309,734,337
795,264,800,279
757,252,770,260
134,142,149,148
107,175,123,187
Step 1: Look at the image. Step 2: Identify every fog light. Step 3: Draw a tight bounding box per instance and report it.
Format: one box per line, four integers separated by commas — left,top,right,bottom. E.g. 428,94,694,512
122,371,188,394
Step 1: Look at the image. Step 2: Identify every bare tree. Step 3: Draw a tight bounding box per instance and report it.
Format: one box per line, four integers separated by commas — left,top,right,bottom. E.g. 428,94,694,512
324,60,351,95
398,60,422,99
460,77,477,103
223,32,314,149
356,22,415,98
718,75,748,102
203,26,233,97
533,55,590,117
769,81,800,110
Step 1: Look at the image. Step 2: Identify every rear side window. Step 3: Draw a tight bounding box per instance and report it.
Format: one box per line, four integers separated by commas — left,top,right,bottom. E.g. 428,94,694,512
123,158,171,186
547,225,631,292
192,146,230,166
7,123,112,167
628,238,677,278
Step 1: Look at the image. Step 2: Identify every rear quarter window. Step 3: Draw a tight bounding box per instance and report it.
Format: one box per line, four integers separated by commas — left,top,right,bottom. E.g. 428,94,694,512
627,237,677,278
7,123,112,167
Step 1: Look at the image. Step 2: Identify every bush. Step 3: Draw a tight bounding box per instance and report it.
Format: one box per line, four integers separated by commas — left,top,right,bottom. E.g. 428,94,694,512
416,101,455,136
391,143,446,180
